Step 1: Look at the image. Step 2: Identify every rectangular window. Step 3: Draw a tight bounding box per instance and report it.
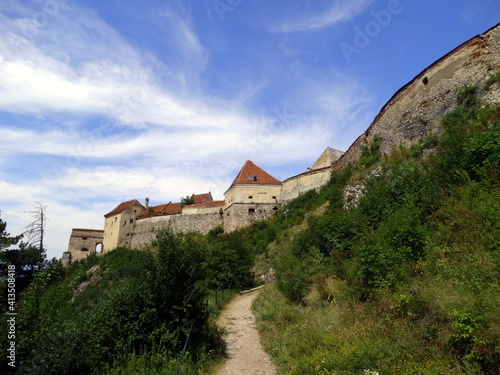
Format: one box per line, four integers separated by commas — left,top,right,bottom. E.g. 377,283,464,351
248,196,253,199
248,176,258,181
130,218,134,224
248,208,255,214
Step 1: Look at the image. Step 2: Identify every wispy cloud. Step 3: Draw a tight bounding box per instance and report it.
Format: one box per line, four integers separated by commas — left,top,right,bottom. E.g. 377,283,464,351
0,1,376,259
273,0,373,33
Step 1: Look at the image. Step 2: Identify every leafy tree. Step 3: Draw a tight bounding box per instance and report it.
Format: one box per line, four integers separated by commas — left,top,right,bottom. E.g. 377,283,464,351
180,195,195,207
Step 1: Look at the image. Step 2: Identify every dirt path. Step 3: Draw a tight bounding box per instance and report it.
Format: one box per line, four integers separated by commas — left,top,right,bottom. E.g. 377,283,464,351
214,289,277,375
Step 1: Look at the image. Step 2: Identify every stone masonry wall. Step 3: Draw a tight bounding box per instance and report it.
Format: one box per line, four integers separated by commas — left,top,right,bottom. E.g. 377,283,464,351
67,229,104,262
130,212,223,249
338,24,500,168
281,167,332,203
223,203,279,232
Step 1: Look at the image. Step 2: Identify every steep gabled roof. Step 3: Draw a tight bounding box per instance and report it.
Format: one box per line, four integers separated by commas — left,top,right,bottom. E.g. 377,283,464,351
150,203,169,215
226,160,282,193
104,199,144,218
190,192,213,204
163,202,182,215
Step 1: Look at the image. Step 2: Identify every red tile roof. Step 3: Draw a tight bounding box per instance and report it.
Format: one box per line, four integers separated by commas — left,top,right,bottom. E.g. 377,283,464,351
226,161,282,192
184,200,225,208
149,204,169,215
191,192,213,204
164,202,182,215
104,199,144,217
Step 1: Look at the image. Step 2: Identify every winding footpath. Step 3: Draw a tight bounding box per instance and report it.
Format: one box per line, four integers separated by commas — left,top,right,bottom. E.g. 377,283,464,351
214,289,277,375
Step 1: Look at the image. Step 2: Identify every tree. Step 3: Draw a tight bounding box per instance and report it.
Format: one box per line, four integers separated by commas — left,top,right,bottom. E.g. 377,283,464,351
0,208,46,296
0,213,22,251
22,202,47,260
180,195,195,207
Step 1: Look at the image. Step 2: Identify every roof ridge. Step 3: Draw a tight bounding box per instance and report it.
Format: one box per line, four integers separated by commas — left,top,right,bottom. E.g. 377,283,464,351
226,160,282,193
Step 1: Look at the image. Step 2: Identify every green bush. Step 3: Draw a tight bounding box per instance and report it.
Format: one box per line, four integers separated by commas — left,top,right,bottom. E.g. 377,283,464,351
258,89,500,373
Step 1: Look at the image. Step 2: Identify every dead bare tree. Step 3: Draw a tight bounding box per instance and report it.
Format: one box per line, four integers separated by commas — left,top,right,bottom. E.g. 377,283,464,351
23,202,47,260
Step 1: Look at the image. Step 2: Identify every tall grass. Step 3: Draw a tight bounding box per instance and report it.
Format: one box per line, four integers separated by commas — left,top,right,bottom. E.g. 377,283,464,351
253,82,500,374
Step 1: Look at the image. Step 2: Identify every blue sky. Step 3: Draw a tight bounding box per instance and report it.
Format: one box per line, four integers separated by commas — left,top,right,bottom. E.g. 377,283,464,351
0,0,498,259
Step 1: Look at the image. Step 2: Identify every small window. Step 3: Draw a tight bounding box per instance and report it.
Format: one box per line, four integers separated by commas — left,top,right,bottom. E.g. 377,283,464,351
272,196,277,199
248,196,253,199
248,208,255,214
273,206,278,211
82,237,88,240
81,247,89,252
127,233,130,236
130,218,134,224
248,176,258,181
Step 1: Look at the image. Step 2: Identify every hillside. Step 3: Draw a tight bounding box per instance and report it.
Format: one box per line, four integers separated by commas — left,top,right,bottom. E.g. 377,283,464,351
2,77,499,375
1,26,499,375
0,229,254,374
252,80,500,374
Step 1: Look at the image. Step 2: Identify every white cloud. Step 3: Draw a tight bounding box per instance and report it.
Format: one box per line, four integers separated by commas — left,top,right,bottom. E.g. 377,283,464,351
274,0,373,33
0,1,377,261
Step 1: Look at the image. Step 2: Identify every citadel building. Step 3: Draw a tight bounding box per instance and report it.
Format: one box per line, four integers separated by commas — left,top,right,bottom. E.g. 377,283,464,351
63,148,343,266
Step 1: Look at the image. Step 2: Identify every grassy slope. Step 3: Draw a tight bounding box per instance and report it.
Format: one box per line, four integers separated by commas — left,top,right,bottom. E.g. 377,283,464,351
253,83,500,375
2,79,498,375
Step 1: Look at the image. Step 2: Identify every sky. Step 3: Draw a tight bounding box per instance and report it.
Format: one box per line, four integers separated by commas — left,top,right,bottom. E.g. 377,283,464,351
0,0,498,260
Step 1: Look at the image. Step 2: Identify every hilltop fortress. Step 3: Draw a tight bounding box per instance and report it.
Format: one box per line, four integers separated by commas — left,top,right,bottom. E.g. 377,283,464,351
63,23,500,266
63,148,344,265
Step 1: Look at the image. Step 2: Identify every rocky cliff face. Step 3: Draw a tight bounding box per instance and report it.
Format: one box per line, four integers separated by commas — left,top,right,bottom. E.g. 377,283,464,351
338,23,500,167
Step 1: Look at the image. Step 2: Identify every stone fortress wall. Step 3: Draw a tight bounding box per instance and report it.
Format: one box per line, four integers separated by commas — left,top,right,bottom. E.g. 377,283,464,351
130,211,224,249
64,24,500,265
337,23,500,168
63,229,104,266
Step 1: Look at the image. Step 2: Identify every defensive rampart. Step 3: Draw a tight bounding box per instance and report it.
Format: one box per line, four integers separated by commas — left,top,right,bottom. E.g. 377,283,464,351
338,24,500,167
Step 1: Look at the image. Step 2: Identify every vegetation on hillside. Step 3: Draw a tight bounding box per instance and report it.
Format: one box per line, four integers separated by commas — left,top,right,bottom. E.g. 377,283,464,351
1,80,498,375
253,84,500,374
0,229,254,374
